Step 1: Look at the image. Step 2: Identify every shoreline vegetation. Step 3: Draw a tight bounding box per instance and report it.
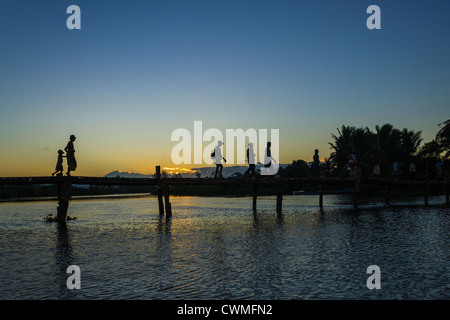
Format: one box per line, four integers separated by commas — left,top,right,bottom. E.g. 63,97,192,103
1,122,449,202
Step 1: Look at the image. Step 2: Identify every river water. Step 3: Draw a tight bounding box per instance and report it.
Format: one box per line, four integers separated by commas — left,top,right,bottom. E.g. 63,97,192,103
0,195,448,299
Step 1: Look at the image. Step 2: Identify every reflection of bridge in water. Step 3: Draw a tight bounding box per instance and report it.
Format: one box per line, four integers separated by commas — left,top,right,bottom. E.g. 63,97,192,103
1,166,449,222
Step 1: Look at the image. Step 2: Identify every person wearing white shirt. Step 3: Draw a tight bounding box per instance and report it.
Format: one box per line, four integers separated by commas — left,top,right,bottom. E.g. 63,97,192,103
213,141,226,179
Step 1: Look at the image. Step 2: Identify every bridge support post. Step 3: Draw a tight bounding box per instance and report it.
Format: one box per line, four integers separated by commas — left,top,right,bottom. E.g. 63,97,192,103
276,193,282,214
445,184,449,206
156,166,165,215
353,168,361,209
56,180,71,222
276,182,283,215
385,184,390,206
319,183,324,208
164,184,172,217
252,184,257,212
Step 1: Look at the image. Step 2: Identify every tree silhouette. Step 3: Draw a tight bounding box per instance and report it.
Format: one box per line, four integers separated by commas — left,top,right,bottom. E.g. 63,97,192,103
329,124,423,177
420,118,450,159
329,125,374,177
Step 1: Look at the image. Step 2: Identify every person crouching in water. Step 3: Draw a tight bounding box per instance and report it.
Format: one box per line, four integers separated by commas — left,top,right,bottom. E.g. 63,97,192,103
52,150,65,176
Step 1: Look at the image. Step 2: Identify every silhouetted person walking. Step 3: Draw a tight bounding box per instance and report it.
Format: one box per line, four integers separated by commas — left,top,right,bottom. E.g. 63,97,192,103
312,149,320,178
436,159,444,179
393,160,401,180
213,141,226,179
262,141,277,176
347,153,357,177
264,142,276,167
64,135,77,176
409,161,416,180
371,151,380,178
245,143,256,177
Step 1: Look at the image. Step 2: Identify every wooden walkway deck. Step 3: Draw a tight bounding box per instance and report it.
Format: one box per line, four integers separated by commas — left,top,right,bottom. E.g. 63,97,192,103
0,175,447,187
1,165,449,222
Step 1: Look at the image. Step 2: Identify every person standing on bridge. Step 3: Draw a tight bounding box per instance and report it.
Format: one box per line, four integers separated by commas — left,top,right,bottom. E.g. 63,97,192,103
213,141,226,179
436,159,444,179
409,161,416,180
245,142,256,178
260,141,277,176
312,149,320,178
51,150,65,176
64,135,77,176
371,151,380,178
392,160,401,180
264,142,276,170
212,141,227,179
347,153,357,178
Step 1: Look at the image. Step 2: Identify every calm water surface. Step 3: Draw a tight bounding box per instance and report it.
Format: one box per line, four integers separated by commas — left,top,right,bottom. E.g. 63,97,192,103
0,195,448,299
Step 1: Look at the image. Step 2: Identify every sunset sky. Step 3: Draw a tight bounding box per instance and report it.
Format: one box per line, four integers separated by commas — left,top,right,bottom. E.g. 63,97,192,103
1,0,449,177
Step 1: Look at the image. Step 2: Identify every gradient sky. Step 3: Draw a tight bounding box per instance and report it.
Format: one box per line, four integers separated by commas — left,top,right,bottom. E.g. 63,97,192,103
1,0,449,176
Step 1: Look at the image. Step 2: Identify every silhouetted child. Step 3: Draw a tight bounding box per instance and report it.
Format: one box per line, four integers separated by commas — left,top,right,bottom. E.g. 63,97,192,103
52,150,65,176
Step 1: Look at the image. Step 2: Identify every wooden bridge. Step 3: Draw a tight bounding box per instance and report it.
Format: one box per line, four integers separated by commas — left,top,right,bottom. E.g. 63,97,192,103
0,166,449,222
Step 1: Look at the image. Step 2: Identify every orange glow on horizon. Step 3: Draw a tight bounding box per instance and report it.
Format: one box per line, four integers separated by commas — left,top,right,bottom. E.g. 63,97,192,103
162,167,198,175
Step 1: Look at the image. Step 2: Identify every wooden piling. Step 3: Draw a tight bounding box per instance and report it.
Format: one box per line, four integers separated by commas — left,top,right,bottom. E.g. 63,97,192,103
385,184,390,206
252,184,257,212
164,184,172,217
319,183,324,208
276,193,282,214
276,182,283,214
445,184,449,206
424,183,429,207
353,168,361,209
56,180,71,222
156,166,164,215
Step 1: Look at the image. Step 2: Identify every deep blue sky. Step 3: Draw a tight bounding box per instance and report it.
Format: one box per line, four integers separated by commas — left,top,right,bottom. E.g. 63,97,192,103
0,0,449,175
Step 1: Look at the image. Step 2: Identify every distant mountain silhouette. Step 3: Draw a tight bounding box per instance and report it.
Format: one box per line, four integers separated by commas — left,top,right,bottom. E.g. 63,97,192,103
104,170,152,178
104,164,288,179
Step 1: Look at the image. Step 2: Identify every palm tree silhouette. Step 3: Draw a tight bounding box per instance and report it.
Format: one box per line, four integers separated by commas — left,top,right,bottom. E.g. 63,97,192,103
421,119,450,159
329,124,423,177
